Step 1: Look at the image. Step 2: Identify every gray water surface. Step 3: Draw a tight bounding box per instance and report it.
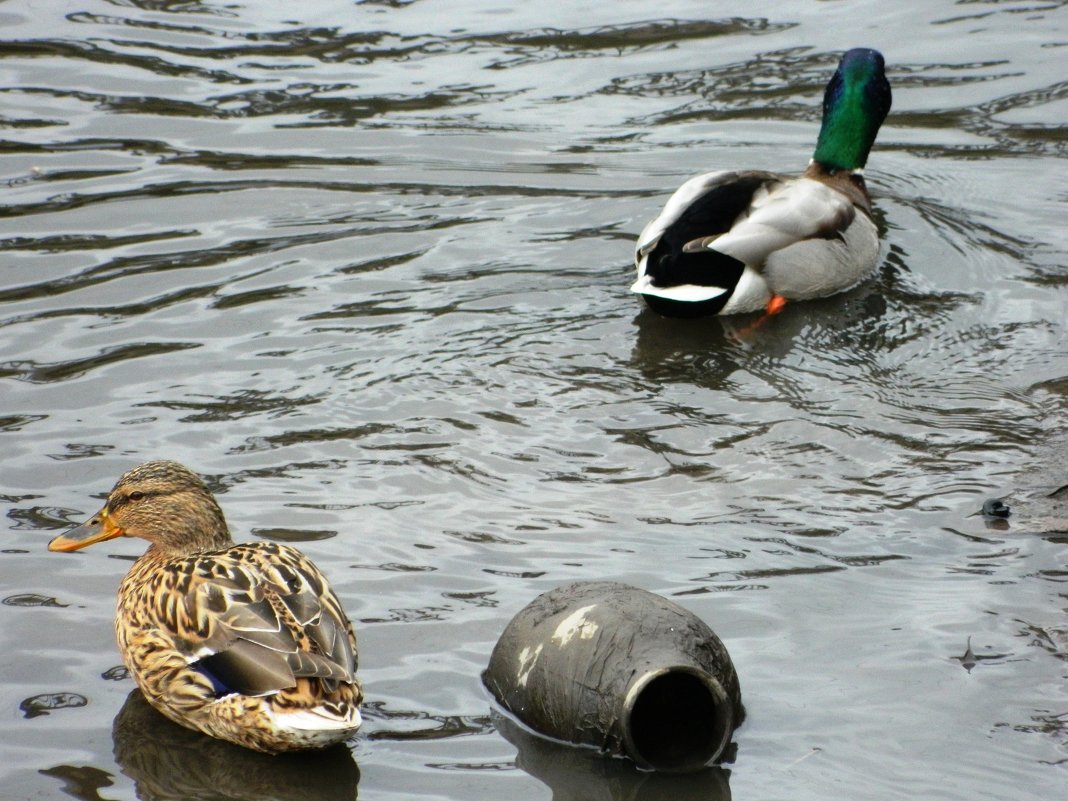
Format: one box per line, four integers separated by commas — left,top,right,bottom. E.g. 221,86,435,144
1,1,1066,800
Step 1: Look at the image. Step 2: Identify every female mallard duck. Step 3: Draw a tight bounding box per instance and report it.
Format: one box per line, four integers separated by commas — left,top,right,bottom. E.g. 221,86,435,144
632,47,892,317
48,460,362,754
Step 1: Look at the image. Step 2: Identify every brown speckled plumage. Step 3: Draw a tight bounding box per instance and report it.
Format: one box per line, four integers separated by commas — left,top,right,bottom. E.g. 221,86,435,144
49,460,363,753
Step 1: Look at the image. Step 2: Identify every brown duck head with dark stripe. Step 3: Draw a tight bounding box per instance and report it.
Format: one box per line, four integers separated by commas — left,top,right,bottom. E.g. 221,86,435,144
49,461,232,556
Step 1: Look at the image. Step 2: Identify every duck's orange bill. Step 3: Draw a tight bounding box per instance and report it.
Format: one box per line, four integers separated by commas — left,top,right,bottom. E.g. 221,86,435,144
48,508,124,552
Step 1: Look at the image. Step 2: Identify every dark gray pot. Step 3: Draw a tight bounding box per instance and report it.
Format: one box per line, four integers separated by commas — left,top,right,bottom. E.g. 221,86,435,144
483,581,743,772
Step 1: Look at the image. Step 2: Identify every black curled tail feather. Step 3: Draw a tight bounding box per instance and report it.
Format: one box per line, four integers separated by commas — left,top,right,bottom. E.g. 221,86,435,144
639,236,748,318
644,244,745,293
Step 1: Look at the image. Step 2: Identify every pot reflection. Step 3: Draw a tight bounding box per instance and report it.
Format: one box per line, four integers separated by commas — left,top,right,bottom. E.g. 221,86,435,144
495,711,732,801
112,690,360,801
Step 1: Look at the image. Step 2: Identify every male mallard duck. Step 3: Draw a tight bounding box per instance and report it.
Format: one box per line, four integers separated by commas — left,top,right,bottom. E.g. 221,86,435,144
632,47,892,317
48,460,362,754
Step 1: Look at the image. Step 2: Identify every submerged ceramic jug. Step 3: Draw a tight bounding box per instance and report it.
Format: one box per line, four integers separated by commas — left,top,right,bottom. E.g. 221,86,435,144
483,581,743,772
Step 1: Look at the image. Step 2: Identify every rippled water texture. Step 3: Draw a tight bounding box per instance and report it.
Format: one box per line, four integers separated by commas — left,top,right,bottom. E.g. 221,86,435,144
2,1,1066,799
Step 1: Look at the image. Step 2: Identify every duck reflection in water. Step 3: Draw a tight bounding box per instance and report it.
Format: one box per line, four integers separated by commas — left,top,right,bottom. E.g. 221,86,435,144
494,712,732,801
630,280,890,388
112,690,360,801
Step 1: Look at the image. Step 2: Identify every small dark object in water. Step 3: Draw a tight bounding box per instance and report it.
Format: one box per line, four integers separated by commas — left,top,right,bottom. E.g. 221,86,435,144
483,580,743,772
19,692,87,719
102,664,130,681
38,766,114,801
956,636,977,673
982,499,1011,518
2,593,67,607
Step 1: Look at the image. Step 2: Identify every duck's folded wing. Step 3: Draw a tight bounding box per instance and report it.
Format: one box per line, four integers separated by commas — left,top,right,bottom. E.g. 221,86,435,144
153,547,357,697
692,177,855,266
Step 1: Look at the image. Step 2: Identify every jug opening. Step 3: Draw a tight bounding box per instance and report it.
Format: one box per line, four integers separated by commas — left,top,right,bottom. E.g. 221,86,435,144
625,668,731,772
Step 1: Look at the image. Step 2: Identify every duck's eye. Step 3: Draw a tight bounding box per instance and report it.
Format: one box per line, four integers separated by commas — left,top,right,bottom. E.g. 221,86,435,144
129,491,145,502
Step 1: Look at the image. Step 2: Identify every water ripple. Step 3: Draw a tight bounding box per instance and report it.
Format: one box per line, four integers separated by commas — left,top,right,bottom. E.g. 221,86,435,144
1,3,1066,800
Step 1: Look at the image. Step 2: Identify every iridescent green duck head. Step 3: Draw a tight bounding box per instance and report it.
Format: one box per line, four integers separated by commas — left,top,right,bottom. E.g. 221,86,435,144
48,461,232,557
812,48,892,174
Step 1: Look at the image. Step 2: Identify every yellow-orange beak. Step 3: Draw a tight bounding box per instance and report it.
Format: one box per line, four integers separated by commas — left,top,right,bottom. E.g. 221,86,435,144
48,507,125,553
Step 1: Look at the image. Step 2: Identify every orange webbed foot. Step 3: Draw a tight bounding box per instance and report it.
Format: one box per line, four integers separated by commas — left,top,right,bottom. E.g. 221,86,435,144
765,294,787,315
